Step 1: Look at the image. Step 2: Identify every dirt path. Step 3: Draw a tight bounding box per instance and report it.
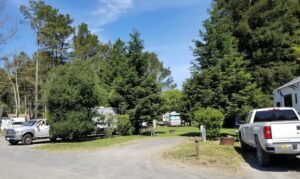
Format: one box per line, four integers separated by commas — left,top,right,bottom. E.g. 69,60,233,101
0,137,299,179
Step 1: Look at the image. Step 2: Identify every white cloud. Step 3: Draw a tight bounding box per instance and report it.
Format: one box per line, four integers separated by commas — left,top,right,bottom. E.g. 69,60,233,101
135,0,202,13
90,0,133,33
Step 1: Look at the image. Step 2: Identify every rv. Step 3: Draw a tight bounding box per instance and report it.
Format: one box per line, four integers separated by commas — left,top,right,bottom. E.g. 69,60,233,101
273,77,300,113
93,107,119,130
162,111,182,126
1,117,25,130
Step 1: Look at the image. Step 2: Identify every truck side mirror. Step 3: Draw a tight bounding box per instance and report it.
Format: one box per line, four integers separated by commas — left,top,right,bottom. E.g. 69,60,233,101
235,117,244,127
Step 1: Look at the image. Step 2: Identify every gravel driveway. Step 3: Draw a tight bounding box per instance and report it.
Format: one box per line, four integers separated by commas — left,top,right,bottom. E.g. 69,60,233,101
0,137,299,179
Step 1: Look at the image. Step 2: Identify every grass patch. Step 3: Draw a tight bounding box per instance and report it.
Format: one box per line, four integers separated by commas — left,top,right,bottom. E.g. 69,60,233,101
33,135,146,152
155,126,199,137
163,141,243,171
155,126,237,138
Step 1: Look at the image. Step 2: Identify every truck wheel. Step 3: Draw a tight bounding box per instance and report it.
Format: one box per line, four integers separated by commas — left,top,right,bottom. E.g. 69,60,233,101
22,134,33,145
50,137,57,142
9,141,19,145
239,132,251,152
255,136,270,166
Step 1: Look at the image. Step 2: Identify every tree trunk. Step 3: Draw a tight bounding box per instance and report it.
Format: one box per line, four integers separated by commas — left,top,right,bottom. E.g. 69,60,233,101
24,94,27,115
15,68,20,117
34,52,39,119
4,69,18,116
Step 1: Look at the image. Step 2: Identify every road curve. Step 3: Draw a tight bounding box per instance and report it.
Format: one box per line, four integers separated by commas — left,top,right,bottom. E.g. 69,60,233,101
0,137,299,179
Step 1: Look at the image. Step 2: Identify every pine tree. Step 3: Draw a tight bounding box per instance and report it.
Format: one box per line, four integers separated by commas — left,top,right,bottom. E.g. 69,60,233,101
73,23,99,60
218,0,300,93
183,2,269,126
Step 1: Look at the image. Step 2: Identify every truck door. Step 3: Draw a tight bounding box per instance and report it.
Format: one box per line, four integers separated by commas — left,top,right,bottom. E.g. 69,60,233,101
243,112,252,144
35,120,50,138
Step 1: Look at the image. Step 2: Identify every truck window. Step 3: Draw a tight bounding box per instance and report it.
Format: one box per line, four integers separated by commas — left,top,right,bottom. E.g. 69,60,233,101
254,110,299,122
245,112,252,123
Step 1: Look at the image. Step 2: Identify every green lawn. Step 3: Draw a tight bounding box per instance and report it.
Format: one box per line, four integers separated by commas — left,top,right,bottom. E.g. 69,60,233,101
155,126,199,137
33,126,237,152
163,141,243,171
155,126,237,138
33,135,146,152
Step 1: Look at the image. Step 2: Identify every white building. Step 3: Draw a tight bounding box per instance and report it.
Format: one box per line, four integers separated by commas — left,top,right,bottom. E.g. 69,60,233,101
273,77,300,112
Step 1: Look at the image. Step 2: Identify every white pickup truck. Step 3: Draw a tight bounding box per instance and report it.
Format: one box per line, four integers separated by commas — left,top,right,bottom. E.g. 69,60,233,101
238,107,300,166
4,119,52,145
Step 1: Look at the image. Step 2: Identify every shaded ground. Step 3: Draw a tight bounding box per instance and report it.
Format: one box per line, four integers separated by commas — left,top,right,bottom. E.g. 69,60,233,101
0,137,299,179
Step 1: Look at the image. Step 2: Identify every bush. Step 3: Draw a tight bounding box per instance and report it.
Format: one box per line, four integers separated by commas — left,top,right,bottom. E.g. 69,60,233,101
194,108,224,139
44,60,98,140
116,114,133,136
103,114,115,138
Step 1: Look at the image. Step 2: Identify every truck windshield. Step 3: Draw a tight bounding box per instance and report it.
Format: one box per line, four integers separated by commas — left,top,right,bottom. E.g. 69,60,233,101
22,120,37,126
254,110,299,122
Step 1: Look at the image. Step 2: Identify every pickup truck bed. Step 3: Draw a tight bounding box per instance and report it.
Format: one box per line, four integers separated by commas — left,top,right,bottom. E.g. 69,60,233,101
239,107,300,166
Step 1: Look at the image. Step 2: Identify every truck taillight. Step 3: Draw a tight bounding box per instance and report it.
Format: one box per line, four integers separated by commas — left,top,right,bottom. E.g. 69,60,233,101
264,126,272,139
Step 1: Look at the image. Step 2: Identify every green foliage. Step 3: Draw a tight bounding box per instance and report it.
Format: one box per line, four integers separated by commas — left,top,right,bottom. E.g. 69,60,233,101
20,0,74,65
116,115,134,136
73,23,99,60
194,108,224,139
183,2,271,126
145,52,176,90
161,89,183,113
217,0,300,93
44,60,98,140
101,32,163,133
103,115,115,138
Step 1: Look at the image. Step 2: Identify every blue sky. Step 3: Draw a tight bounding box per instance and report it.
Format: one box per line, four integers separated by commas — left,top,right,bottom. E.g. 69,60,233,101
4,0,212,89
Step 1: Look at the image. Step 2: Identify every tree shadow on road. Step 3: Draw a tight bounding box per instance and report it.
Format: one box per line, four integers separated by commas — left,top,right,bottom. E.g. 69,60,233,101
7,135,108,146
179,132,200,137
235,146,300,172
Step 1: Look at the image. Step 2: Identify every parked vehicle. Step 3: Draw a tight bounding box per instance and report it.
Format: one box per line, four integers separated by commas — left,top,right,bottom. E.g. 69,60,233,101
162,111,182,126
238,107,300,166
1,118,25,130
273,76,300,113
4,119,52,145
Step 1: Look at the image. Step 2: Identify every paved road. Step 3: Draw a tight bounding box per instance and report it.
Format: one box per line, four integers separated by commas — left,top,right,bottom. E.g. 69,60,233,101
0,137,299,179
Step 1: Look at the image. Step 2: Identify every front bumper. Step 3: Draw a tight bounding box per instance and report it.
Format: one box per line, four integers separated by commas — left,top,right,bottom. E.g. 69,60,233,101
5,135,23,141
265,143,300,154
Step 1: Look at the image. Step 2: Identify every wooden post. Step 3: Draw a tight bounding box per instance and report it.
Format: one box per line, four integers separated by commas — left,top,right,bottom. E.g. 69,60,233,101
194,137,200,160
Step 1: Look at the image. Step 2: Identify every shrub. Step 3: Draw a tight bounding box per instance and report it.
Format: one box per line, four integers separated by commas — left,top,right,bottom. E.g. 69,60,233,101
103,114,115,138
44,60,98,140
116,114,133,136
194,108,224,139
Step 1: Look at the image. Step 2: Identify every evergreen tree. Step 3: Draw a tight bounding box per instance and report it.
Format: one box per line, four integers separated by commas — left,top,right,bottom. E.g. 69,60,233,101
73,23,99,60
44,60,98,140
109,32,162,133
218,0,300,93
183,2,269,126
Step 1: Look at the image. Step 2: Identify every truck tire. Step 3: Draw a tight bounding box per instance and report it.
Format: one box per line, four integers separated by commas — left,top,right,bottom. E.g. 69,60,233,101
239,132,251,152
50,136,57,142
22,134,33,145
255,136,270,166
9,141,19,145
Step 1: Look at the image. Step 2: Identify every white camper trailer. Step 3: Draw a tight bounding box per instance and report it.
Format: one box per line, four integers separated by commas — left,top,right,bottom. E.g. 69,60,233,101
273,77,300,113
162,111,181,126
1,117,25,130
93,107,118,129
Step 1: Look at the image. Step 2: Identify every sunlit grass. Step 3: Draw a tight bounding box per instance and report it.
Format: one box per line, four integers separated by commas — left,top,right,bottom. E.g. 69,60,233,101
33,135,146,152
163,140,243,171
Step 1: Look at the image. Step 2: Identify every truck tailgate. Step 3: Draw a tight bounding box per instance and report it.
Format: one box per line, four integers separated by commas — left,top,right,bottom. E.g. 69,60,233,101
271,121,300,142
